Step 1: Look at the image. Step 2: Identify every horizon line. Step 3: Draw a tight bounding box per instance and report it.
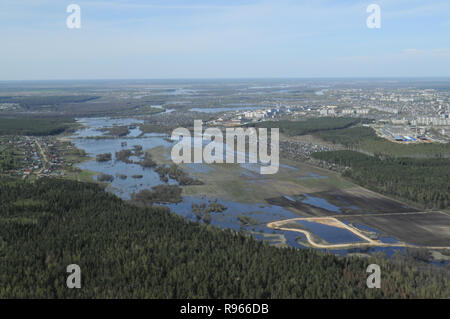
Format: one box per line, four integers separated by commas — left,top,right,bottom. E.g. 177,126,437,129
1,76,450,83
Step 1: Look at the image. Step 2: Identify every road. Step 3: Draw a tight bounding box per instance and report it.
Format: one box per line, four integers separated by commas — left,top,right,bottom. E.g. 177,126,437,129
267,213,450,250
34,138,49,175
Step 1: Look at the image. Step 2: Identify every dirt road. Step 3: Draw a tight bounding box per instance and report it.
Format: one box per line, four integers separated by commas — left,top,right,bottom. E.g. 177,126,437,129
267,213,450,250
34,138,48,175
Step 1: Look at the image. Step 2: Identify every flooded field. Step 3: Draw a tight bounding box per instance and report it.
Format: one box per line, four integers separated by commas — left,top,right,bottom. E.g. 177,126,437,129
69,117,450,261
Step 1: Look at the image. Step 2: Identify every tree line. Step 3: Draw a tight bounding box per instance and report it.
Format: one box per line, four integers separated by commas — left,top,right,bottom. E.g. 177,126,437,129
0,117,74,136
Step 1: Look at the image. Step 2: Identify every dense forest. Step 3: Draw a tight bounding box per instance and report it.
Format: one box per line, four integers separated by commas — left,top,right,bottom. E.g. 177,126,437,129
0,177,448,298
312,150,450,209
0,147,21,171
249,117,366,136
0,95,99,110
0,117,75,136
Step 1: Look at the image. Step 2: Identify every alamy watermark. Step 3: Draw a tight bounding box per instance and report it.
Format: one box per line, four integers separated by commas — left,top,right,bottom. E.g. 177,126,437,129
65,4,380,30
66,264,81,289
170,120,279,175
66,4,81,29
366,4,381,29
366,264,381,288
65,4,381,31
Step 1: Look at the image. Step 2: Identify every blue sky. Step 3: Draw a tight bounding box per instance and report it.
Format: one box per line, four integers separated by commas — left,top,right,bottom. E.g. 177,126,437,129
0,0,449,80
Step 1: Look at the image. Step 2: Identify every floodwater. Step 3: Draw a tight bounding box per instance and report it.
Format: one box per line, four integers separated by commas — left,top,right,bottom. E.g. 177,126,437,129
70,117,421,259
315,89,328,95
295,220,365,244
72,117,144,138
71,117,173,199
279,163,298,171
300,194,342,213
299,172,328,179
127,127,142,137
340,220,401,244
166,196,298,231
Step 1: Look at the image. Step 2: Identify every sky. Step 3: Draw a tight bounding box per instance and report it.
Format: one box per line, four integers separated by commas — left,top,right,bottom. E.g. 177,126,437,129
0,0,449,80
